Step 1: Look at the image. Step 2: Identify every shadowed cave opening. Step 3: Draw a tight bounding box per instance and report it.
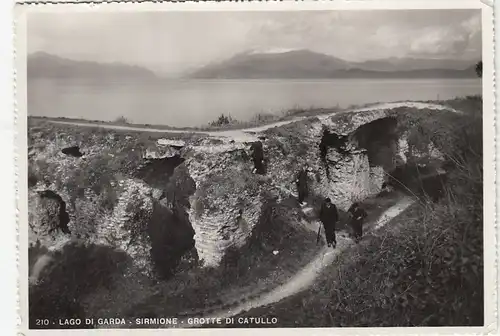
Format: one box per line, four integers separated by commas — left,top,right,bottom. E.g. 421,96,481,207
317,117,448,202
147,201,196,279
350,117,448,201
318,118,399,169
387,164,448,202
38,190,71,234
318,129,350,176
61,146,84,158
319,129,350,161
352,117,399,170
145,161,198,279
135,154,185,194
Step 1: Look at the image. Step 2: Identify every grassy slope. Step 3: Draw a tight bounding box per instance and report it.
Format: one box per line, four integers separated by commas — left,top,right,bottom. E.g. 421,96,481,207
229,96,484,327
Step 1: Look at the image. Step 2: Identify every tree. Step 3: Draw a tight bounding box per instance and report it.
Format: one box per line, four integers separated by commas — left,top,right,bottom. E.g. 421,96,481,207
475,61,482,78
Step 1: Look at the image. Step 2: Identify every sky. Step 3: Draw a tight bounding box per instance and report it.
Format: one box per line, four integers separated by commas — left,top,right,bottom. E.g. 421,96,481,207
28,9,482,76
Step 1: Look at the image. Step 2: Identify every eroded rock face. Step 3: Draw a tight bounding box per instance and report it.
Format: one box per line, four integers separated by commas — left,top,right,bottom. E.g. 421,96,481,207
142,145,180,159
260,115,395,210
28,131,195,277
180,108,448,266
28,190,72,250
28,105,450,272
185,142,265,267
97,179,155,274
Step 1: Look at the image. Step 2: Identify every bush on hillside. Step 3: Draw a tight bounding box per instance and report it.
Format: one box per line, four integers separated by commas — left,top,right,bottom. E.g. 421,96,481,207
209,113,235,127
114,115,129,124
251,112,276,123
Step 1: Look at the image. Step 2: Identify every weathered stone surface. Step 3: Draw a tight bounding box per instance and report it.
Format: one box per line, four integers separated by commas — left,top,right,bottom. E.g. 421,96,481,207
179,107,451,267
28,104,451,271
157,138,186,147
142,145,180,159
152,188,165,200
185,142,264,267
96,179,155,274
28,190,72,251
27,133,175,275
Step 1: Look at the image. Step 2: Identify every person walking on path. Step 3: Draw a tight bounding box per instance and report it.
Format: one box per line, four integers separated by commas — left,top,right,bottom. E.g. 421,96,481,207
347,202,368,243
319,198,339,248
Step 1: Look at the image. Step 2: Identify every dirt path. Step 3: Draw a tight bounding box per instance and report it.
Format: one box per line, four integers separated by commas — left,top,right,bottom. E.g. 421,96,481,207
177,196,416,328
48,101,459,143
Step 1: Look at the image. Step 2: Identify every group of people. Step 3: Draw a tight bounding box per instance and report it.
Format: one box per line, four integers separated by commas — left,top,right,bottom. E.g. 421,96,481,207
295,166,368,248
320,198,367,248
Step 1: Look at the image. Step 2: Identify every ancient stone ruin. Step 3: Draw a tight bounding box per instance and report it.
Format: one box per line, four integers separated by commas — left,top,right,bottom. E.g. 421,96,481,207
28,105,448,272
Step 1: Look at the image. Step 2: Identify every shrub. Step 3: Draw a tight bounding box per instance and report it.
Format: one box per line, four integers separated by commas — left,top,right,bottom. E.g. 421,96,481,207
114,116,129,124
209,113,235,127
251,112,276,124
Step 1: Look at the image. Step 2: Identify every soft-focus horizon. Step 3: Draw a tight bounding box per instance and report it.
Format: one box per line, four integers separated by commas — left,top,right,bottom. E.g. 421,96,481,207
28,9,482,76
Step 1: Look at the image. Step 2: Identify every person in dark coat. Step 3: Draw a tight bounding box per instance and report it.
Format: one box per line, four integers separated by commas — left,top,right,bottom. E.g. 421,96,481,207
347,202,368,243
295,167,309,205
319,198,339,248
250,141,265,174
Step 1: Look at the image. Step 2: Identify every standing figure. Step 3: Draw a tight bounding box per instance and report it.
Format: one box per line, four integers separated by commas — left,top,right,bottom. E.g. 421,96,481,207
250,141,265,175
347,202,368,243
295,167,309,205
319,198,339,248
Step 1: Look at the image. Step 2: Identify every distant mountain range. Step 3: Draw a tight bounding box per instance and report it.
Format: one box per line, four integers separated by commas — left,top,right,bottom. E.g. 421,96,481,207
28,50,480,81
188,49,479,79
28,52,158,81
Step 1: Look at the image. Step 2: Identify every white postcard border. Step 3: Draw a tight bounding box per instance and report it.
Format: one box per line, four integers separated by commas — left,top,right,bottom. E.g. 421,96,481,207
13,1,497,335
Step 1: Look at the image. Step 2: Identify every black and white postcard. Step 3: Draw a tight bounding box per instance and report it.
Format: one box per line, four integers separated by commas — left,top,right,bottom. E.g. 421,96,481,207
14,0,496,334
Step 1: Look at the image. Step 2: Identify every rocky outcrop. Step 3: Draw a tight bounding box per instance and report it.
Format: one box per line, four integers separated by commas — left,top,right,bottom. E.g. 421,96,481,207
96,179,155,274
27,130,196,277
142,145,180,160
28,104,449,272
28,189,72,250
181,107,447,266
184,140,265,267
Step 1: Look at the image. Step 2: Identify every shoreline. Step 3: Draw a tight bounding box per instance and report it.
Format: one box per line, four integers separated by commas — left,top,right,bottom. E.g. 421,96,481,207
28,99,464,137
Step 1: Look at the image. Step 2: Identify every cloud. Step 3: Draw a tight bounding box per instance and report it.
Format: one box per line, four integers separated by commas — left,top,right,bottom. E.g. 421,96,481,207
27,9,482,73
409,13,481,58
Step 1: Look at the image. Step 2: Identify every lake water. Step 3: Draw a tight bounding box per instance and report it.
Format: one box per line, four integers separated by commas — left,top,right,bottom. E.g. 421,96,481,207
28,79,482,128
